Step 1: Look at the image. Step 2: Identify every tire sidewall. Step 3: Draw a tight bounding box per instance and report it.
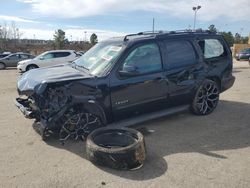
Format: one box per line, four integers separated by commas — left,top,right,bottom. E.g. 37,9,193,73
191,79,219,115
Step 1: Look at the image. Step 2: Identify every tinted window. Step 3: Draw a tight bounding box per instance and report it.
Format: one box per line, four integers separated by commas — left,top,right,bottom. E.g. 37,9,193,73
240,48,250,53
20,54,29,59
122,43,162,74
9,54,20,60
54,52,71,58
198,39,226,59
164,40,196,68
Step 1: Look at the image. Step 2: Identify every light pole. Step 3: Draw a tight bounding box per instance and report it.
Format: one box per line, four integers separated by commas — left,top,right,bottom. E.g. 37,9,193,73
84,31,87,42
192,5,201,30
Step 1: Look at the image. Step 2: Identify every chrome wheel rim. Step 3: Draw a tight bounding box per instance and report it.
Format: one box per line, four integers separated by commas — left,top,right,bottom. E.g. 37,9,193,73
60,112,101,143
196,82,219,114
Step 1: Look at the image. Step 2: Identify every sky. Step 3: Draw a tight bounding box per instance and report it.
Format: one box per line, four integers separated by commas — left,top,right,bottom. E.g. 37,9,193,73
0,0,249,41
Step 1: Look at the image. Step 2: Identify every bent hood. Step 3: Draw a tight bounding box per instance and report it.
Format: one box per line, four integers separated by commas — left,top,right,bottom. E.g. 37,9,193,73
17,64,93,95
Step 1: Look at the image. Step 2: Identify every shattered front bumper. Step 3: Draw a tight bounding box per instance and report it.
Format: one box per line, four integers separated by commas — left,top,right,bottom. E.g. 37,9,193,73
14,98,35,119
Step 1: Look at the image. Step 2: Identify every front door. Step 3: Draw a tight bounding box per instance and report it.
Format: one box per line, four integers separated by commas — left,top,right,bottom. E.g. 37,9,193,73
110,43,168,120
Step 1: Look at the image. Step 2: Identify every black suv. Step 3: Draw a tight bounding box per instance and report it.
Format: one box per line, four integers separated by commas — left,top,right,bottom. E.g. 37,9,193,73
15,30,235,141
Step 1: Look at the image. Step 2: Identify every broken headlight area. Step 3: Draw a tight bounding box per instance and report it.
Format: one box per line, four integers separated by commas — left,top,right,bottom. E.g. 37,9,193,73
16,85,70,120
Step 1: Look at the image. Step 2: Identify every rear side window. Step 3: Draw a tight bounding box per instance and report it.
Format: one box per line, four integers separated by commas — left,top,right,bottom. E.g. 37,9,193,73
53,52,71,58
20,54,29,59
164,40,196,68
198,39,226,59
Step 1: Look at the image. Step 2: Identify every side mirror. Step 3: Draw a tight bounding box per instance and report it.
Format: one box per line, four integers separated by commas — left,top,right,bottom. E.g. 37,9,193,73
39,57,44,60
118,65,139,77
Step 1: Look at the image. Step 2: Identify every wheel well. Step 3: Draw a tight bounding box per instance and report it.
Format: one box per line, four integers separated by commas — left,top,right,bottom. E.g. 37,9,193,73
72,103,107,125
26,64,39,71
206,76,221,91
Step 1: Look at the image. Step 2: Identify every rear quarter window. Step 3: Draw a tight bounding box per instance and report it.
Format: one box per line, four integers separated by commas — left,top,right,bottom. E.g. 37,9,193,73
54,52,71,58
198,39,227,59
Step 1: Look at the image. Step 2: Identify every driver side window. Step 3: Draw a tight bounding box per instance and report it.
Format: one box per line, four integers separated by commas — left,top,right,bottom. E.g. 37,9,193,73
122,43,162,75
9,54,20,60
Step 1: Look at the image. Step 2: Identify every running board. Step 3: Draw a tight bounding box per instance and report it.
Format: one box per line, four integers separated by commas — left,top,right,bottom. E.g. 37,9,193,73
108,105,189,128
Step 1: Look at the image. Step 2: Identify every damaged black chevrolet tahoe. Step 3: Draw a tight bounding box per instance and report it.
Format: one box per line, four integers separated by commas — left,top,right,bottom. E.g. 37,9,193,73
15,30,235,142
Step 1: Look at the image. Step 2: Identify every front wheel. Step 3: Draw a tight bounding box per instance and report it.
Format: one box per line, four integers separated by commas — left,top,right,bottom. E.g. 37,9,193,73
191,79,220,115
59,108,103,143
26,64,38,71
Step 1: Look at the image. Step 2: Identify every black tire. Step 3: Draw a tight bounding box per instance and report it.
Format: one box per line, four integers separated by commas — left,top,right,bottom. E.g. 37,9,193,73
26,64,38,71
86,127,146,170
191,79,220,115
0,62,6,70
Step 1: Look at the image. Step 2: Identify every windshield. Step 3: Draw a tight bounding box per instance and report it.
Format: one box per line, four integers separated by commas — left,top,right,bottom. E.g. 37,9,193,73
73,42,124,76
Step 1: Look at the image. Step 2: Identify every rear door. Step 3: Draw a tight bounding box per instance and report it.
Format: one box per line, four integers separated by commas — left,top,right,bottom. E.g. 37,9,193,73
161,39,202,105
110,42,168,120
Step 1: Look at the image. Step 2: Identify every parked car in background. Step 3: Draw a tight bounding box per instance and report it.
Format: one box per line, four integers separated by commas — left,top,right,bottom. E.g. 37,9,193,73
0,53,34,70
235,48,250,61
17,50,79,72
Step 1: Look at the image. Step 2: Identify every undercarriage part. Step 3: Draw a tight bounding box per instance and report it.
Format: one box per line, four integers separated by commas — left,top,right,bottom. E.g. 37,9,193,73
59,109,102,144
86,127,146,170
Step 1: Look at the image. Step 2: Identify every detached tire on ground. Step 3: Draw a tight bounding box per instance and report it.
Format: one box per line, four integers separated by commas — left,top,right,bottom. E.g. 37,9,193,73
86,127,146,170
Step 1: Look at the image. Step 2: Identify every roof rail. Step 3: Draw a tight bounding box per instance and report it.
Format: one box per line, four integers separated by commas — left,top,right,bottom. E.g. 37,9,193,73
123,31,164,41
123,29,217,41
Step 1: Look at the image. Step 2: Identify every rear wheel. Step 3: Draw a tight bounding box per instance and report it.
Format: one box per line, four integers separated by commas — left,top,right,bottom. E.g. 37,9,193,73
26,64,38,71
0,62,6,70
191,79,219,115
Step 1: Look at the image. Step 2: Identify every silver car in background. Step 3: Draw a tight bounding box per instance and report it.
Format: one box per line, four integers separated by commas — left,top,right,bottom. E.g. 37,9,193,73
0,53,34,70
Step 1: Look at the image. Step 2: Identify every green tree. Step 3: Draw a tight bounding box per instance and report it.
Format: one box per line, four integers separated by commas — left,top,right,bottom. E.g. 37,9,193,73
53,29,67,49
90,33,98,45
241,36,249,44
234,33,241,44
221,31,234,47
208,24,217,33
